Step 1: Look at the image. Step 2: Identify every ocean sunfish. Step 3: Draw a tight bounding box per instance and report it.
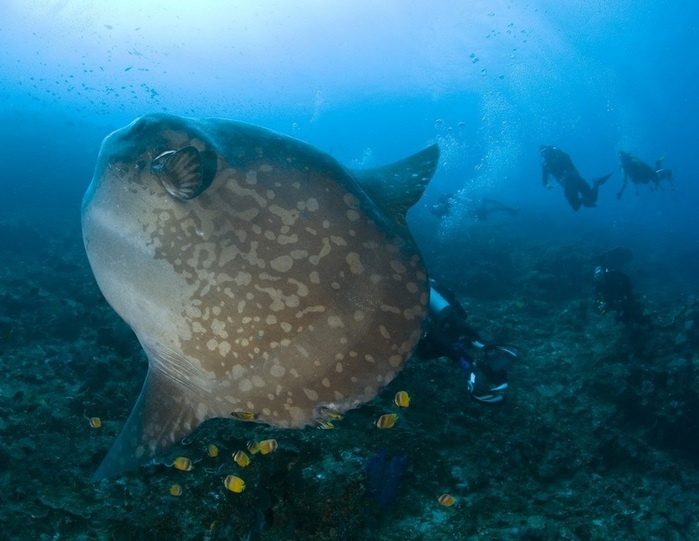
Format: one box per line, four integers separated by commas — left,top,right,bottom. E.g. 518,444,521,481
81,113,439,480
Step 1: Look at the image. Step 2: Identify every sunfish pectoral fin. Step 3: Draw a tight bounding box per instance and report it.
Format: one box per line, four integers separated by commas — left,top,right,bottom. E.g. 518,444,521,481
352,144,440,227
91,368,205,481
151,146,204,201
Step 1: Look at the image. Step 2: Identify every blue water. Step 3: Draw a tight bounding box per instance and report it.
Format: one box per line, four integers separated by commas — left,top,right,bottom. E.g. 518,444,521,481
1,2,698,539
3,2,697,286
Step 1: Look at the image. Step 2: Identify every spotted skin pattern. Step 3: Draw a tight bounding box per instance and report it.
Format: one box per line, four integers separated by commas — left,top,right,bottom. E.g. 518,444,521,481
82,114,438,479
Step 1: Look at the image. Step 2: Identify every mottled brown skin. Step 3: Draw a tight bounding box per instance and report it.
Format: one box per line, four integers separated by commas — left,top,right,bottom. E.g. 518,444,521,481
82,114,438,479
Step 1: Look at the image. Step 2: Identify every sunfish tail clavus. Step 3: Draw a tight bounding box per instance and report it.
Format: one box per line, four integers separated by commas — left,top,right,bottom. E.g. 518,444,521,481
81,113,439,480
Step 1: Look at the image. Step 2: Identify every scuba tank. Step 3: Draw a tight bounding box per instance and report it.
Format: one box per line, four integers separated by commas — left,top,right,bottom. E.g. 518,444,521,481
428,287,453,321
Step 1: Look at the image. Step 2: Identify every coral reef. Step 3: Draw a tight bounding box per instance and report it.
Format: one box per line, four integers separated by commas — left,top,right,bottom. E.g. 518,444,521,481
1,217,698,540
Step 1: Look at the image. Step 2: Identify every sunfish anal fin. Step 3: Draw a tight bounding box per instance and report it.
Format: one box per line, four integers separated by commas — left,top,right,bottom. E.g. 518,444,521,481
91,364,205,481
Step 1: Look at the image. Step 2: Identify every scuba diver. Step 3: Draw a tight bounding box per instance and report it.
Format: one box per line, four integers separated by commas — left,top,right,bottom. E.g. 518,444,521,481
416,281,518,403
617,151,673,199
474,198,520,221
430,193,454,219
430,193,519,222
594,265,648,329
540,145,612,211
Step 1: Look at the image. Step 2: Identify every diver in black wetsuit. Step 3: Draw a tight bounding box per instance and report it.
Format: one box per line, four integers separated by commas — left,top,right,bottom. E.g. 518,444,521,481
416,281,518,403
617,151,673,199
594,266,644,323
430,194,519,222
430,193,454,219
593,266,650,348
474,198,519,221
540,145,612,211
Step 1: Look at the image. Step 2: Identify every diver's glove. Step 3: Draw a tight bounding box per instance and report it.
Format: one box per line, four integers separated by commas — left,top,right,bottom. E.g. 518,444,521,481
481,344,518,371
468,372,508,403
458,355,508,403
469,345,518,403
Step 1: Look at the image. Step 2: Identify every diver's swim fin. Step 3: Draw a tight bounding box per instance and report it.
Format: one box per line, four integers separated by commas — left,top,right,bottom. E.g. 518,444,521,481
594,173,612,187
655,154,666,170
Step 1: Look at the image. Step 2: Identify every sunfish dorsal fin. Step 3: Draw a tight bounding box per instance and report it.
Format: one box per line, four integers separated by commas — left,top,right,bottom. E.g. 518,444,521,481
91,347,208,481
352,144,439,227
